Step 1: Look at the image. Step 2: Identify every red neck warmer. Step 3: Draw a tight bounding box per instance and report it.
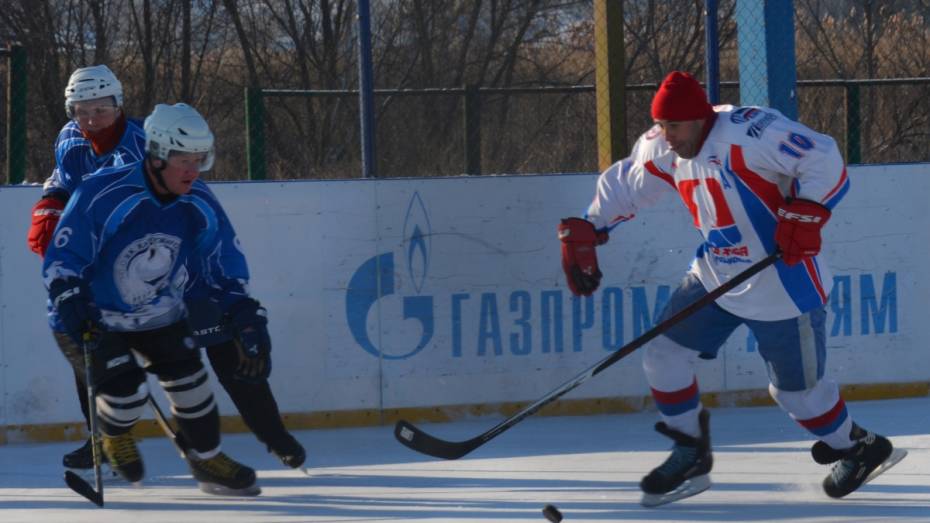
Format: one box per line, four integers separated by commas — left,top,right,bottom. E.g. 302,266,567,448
81,112,127,156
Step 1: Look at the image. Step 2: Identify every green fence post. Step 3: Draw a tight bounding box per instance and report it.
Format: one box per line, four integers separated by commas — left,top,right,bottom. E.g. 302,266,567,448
844,82,861,164
463,84,481,175
6,44,27,184
245,86,266,180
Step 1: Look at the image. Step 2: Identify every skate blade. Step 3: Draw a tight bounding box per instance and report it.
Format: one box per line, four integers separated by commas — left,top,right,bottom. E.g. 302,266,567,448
197,481,262,497
641,474,711,507
864,448,908,485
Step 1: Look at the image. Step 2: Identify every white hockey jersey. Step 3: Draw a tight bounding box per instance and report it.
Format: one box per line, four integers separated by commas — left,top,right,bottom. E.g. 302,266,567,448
585,106,849,321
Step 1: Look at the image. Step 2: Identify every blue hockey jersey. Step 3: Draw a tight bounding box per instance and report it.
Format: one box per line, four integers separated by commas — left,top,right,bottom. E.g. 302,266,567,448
43,162,250,332
43,118,147,198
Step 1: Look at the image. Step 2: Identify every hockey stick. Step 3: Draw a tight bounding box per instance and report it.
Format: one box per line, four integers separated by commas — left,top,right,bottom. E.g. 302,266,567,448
64,331,104,507
394,252,780,459
148,395,190,458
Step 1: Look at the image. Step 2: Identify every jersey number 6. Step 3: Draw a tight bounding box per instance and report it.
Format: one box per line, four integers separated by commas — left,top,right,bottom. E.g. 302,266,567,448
54,226,74,249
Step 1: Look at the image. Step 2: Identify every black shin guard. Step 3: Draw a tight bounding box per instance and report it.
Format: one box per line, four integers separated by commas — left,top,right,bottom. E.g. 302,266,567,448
207,342,290,445
95,369,148,436
75,372,91,431
221,377,289,444
54,330,93,431
152,359,221,454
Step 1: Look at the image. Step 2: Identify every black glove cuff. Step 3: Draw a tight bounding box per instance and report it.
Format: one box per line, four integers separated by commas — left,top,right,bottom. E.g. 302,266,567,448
225,297,268,327
42,189,70,205
49,277,85,307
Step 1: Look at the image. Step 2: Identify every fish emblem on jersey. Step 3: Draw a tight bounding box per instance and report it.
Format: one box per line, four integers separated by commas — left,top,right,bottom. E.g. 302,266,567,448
114,233,182,306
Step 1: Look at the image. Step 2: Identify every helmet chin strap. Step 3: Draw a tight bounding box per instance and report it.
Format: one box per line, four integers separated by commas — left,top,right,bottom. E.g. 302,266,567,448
145,157,176,200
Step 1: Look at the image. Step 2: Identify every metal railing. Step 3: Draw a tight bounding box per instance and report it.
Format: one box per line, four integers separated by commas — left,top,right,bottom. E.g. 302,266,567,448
245,77,930,179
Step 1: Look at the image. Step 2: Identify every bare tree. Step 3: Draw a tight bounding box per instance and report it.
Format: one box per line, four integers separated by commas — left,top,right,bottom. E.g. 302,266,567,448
3,0,930,182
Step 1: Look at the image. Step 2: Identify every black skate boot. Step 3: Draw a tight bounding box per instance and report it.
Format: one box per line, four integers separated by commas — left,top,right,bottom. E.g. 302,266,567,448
63,436,121,483
640,409,713,507
101,432,144,484
63,437,108,469
813,424,906,498
268,433,306,469
188,452,261,496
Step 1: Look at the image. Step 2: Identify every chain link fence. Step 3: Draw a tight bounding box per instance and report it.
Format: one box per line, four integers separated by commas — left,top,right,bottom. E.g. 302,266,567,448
249,86,603,180
4,2,930,183
241,0,930,179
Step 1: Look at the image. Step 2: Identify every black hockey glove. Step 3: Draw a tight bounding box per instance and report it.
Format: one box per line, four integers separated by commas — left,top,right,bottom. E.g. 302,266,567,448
225,298,272,382
49,277,101,345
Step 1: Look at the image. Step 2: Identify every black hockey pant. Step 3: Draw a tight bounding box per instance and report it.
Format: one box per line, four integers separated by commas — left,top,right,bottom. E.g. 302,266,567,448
59,332,291,449
55,322,221,455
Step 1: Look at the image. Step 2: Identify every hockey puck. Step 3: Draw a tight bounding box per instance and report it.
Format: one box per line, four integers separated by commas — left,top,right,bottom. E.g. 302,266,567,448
542,503,563,522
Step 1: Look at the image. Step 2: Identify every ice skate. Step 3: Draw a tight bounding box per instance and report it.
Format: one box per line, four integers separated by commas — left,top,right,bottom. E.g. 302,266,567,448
64,437,121,482
101,432,144,484
63,437,105,469
187,452,261,496
268,433,306,469
640,409,713,507
813,424,906,498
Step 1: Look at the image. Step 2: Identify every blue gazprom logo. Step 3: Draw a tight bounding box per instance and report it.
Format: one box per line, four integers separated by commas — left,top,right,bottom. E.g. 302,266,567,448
345,192,434,359
344,192,901,361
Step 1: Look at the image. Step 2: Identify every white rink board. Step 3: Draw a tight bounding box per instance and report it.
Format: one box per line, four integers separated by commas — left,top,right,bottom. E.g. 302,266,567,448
0,164,926,429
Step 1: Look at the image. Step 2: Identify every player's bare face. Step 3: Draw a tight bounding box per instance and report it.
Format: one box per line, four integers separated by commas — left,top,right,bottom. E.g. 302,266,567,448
656,119,704,159
71,98,120,133
160,153,205,195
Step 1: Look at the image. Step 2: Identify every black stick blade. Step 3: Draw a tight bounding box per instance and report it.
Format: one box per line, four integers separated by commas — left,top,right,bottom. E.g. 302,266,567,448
64,470,104,507
394,420,480,460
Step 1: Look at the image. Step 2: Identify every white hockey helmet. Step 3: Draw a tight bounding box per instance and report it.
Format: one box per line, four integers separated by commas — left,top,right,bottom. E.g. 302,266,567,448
64,65,123,117
144,103,215,171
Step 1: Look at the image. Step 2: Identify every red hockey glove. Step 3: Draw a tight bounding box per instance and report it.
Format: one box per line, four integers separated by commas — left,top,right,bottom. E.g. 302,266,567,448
27,196,66,257
558,218,608,296
775,199,831,266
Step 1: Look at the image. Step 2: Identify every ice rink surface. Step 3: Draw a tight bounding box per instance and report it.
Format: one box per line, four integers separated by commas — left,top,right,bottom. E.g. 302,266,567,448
1,397,928,522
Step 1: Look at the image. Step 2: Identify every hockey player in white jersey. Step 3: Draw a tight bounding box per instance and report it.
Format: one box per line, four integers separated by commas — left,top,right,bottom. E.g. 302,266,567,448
558,71,904,506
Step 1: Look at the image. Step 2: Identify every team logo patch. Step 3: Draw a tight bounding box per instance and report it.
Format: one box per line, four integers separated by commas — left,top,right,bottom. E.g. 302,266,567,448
709,245,752,265
114,233,182,306
729,107,760,124
747,113,777,139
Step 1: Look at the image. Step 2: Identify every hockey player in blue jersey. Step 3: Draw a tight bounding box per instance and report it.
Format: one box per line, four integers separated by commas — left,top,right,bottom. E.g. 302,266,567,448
558,72,904,506
28,66,304,474
43,103,265,494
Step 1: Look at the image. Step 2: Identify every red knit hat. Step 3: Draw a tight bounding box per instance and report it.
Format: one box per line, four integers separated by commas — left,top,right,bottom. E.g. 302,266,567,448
650,71,713,121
